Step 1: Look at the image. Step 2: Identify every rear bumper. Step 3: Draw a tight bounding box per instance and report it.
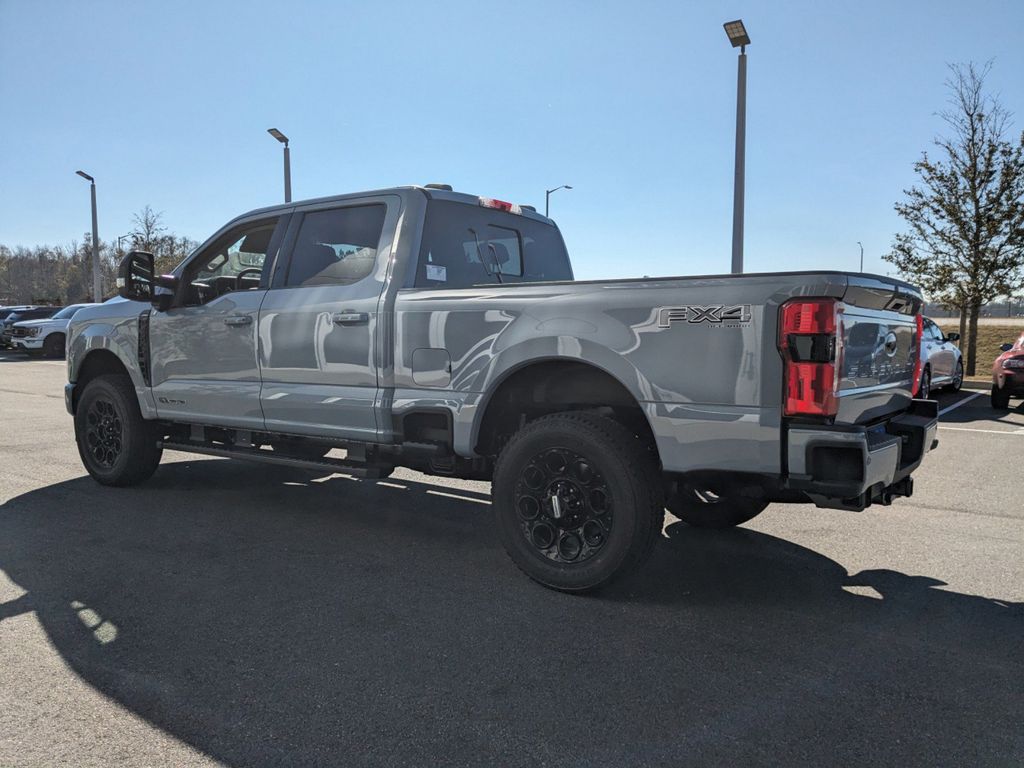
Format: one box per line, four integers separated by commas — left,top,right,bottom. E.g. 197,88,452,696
785,399,938,511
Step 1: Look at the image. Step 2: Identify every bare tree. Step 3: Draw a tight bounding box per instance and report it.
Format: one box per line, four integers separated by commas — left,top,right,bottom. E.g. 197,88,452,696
130,205,167,254
885,62,1024,374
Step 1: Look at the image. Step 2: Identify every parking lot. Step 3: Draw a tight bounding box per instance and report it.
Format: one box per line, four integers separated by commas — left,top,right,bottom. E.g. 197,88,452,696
0,352,1021,767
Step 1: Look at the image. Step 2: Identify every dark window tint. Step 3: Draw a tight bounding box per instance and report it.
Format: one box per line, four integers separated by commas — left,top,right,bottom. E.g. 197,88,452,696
286,205,386,287
415,200,572,289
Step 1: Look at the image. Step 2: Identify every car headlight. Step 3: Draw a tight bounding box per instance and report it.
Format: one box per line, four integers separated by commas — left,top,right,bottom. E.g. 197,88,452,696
26,327,40,337
1003,358,1024,369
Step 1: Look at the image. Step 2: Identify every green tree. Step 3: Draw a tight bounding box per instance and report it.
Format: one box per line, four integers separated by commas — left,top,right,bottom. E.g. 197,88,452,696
885,62,1024,374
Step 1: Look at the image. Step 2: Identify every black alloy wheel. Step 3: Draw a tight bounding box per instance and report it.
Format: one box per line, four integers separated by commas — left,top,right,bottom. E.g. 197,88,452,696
514,447,613,565
84,396,124,469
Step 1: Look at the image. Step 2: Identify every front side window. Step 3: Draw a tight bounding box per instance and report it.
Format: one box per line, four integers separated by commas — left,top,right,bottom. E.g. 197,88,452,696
184,219,279,305
285,205,386,287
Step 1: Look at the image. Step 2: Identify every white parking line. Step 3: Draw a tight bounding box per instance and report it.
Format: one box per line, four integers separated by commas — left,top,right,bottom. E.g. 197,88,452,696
938,391,983,416
940,425,1023,436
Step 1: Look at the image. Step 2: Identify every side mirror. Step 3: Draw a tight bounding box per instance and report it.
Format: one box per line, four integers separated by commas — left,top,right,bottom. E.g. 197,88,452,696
945,332,960,342
117,251,155,302
1001,343,1014,352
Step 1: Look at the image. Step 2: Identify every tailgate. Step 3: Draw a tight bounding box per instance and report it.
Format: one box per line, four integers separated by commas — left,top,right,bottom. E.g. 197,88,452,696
835,277,922,425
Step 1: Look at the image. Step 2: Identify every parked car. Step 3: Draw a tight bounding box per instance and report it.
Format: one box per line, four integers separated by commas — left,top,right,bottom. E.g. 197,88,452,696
1,306,60,347
915,317,964,398
0,305,38,320
65,185,938,592
991,332,1024,410
12,303,99,358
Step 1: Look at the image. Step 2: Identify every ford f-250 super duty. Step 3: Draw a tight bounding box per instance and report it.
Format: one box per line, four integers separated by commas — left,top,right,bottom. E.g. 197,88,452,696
65,185,938,591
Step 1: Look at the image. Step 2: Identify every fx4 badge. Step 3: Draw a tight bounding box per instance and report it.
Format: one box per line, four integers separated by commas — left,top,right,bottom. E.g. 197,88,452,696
658,305,752,328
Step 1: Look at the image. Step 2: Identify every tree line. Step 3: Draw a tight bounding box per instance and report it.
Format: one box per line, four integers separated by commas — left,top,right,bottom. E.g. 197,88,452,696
886,62,1024,375
0,206,197,305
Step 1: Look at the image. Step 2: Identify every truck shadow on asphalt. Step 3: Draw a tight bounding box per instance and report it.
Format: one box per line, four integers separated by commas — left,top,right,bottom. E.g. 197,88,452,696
0,459,1021,766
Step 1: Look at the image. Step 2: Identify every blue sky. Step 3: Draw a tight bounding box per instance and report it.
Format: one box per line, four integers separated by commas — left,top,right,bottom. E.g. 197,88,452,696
1,0,1022,279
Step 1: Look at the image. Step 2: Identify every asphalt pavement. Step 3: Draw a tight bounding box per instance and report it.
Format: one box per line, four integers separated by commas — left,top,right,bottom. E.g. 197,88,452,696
1,352,1021,767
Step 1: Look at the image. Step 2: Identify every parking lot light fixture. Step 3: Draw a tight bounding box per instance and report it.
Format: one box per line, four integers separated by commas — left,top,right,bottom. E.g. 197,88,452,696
723,19,749,274
545,185,573,217
76,170,102,301
267,128,291,203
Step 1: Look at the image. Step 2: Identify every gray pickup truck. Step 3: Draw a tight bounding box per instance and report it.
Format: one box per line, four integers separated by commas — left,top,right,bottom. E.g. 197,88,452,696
66,185,938,591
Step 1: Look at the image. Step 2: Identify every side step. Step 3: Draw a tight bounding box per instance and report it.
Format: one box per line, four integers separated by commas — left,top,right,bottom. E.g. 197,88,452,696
160,440,392,479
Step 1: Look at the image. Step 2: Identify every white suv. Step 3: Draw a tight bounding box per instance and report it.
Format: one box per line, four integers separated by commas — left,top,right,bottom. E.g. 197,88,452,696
13,304,99,358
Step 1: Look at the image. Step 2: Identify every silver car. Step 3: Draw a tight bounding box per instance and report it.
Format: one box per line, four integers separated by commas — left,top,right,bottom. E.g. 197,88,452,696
917,317,963,398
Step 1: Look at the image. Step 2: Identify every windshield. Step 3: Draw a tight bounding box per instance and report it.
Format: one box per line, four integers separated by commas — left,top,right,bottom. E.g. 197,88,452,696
52,305,83,320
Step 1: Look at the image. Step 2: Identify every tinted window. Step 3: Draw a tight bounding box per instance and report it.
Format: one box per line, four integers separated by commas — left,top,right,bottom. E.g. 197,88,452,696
415,200,572,289
286,205,386,287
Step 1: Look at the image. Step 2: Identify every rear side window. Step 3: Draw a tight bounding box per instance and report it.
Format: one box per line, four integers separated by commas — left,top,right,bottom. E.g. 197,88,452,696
286,205,386,287
414,200,572,288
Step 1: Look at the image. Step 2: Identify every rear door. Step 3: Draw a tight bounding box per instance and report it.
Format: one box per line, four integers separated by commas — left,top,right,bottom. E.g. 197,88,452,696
257,195,400,441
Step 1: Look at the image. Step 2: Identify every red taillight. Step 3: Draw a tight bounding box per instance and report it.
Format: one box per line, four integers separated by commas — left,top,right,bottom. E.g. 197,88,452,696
912,313,924,396
779,299,839,417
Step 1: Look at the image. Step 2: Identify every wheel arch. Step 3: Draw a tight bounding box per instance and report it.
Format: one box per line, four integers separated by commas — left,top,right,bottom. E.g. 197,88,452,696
470,356,659,464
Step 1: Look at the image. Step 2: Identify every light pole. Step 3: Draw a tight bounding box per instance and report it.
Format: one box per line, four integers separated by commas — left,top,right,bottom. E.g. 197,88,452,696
723,19,750,274
857,241,864,272
76,170,102,301
545,184,572,217
267,128,291,203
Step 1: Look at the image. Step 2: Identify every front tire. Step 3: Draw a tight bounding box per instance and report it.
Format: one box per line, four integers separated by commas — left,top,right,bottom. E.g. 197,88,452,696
667,483,768,529
75,374,162,486
992,384,1011,410
492,412,664,592
43,333,65,359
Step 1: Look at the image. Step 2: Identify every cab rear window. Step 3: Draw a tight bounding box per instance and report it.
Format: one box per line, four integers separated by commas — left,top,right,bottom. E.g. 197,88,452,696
414,200,572,289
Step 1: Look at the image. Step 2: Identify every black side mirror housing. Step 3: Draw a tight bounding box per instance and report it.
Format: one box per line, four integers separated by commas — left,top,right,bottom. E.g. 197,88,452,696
117,251,155,302
945,331,960,342
1000,343,1014,352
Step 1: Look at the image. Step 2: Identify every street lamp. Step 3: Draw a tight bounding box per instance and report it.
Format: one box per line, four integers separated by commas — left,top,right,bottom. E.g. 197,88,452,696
75,170,102,302
857,241,864,272
267,128,291,203
723,19,750,274
545,184,572,217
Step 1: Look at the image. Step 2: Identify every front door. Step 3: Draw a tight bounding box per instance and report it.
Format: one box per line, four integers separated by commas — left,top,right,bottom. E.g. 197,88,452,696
258,197,398,441
149,215,286,428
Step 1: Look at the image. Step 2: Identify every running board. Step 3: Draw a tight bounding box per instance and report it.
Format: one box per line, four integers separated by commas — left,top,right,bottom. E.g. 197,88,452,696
160,440,392,479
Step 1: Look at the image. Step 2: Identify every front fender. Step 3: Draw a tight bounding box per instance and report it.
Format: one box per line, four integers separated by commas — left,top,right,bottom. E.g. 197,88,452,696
67,303,156,419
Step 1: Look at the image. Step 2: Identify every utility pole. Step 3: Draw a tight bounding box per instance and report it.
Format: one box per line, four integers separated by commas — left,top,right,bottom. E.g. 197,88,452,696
76,170,102,301
267,128,292,202
723,20,750,274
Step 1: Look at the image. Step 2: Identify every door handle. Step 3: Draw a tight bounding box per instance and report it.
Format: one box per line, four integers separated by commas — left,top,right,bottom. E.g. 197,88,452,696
332,312,369,325
223,315,253,326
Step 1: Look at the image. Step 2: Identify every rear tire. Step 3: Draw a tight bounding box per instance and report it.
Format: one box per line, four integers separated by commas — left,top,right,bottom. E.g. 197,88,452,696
492,411,664,593
43,333,65,359
949,360,964,392
75,374,162,486
918,366,931,399
992,384,1011,410
667,483,768,529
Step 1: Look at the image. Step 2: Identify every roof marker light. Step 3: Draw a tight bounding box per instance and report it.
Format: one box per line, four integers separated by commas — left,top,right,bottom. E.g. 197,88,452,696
479,197,523,215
